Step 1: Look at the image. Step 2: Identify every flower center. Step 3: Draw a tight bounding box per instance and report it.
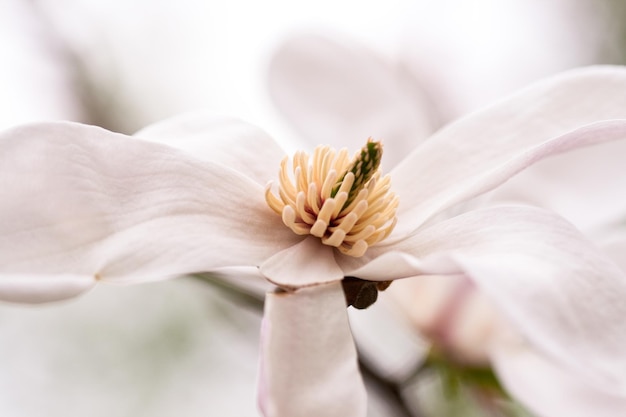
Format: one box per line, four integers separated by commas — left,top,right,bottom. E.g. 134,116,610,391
265,139,398,257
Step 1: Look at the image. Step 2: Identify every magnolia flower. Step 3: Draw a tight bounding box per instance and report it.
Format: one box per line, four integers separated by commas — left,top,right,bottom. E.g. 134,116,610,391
2,67,626,417
268,34,626,416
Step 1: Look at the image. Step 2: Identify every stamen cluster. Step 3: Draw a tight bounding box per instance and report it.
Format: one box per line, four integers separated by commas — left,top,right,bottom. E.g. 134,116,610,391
265,140,398,257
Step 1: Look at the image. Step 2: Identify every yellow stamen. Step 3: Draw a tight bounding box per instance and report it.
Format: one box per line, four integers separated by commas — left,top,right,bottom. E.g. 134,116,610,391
264,139,398,257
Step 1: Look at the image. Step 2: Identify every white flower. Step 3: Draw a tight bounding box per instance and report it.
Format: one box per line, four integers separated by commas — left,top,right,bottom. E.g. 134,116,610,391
2,67,626,417
268,33,626,416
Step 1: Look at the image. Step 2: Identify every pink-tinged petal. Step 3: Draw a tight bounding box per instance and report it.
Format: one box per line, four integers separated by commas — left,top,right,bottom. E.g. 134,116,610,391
0,274,96,304
268,33,437,167
491,338,626,417
387,275,495,366
135,112,286,185
258,281,367,417
391,66,626,235
488,138,626,233
0,121,300,301
341,206,626,394
260,236,344,289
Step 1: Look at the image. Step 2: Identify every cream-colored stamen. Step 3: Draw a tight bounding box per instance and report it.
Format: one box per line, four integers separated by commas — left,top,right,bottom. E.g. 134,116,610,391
265,139,398,257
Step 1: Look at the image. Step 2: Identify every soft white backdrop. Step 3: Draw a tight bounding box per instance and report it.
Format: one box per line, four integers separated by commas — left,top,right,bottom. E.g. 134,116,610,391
0,0,620,416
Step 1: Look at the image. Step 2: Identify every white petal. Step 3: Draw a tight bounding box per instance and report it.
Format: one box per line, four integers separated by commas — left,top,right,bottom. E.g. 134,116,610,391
258,281,367,417
0,122,299,300
342,206,626,394
135,112,286,185
491,339,626,417
391,66,626,235
488,138,626,233
268,33,436,167
260,236,344,289
0,274,96,304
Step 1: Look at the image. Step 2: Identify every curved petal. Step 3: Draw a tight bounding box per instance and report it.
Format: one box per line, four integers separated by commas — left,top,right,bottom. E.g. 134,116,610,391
135,112,287,185
491,339,626,417
0,274,96,304
340,206,626,395
0,121,300,302
487,137,626,233
391,66,626,235
268,33,437,167
258,281,367,417
260,236,344,289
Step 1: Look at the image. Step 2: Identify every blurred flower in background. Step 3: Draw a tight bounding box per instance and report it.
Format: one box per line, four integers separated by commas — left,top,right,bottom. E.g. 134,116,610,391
397,0,619,120
22,0,416,135
2,0,626,416
0,0,83,126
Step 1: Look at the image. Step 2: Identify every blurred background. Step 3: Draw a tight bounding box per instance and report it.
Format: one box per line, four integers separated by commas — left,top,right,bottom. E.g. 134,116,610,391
1,0,625,416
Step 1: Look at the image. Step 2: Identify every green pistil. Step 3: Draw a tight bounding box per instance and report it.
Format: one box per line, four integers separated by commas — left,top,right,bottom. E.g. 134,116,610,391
331,139,383,208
